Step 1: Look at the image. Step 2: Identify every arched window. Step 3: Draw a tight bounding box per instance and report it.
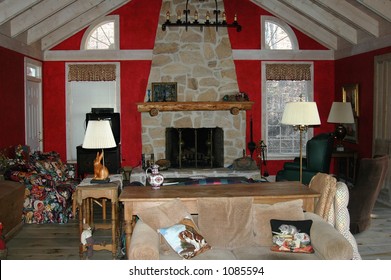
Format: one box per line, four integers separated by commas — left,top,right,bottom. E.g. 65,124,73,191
262,16,298,50
81,15,119,50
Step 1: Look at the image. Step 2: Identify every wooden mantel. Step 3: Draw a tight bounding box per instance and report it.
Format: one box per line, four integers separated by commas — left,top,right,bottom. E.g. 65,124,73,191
137,101,254,116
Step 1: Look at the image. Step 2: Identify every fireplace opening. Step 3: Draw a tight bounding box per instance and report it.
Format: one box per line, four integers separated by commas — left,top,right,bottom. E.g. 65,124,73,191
166,127,224,168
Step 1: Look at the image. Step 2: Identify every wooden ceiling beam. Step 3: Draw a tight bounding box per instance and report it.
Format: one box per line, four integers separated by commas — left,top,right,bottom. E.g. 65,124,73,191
251,0,339,50
315,0,379,37
356,0,391,23
0,0,41,25
10,0,76,37
41,0,130,51
25,0,105,45
281,0,358,44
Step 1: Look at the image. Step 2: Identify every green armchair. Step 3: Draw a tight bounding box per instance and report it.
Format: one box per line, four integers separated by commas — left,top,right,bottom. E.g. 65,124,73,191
276,133,334,185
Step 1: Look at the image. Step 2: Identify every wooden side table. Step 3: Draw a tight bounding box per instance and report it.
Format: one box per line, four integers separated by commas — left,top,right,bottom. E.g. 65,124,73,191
76,178,122,259
332,149,358,183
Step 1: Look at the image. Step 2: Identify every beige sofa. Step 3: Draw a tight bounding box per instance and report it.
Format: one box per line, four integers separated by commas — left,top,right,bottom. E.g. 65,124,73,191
127,197,354,260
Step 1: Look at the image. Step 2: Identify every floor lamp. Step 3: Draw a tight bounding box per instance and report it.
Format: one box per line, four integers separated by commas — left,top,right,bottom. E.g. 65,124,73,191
281,102,321,184
82,120,116,183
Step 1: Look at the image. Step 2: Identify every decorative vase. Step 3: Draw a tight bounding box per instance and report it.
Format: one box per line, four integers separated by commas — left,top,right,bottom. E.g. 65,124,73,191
145,164,164,189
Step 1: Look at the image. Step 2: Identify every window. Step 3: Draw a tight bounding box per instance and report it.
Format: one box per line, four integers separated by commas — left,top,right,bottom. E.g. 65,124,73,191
81,15,119,50
26,63,41,79
262,63,314,159
262,16,298,50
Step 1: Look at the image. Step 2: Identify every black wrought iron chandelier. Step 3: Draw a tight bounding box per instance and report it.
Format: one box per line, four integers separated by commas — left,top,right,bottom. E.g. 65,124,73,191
162,0,242,32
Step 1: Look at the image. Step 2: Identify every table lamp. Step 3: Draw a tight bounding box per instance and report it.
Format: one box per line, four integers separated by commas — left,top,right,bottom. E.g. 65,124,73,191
82,120,116,183
281,101,321,184
327,102,354,152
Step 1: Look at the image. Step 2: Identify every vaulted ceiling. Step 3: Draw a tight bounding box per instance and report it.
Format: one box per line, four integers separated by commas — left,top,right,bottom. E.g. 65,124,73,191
0,0,390,59
252,0,391,56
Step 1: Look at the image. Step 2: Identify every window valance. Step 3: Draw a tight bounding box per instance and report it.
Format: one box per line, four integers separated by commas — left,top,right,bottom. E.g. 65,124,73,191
68,64,116,82
266,64,311,81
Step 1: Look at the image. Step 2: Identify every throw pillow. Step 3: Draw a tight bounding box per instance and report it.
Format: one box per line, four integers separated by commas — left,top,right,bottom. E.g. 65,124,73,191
252,199,305,246
158,216,211,259
197,197,254,249
138,198,191,231
270,219,314,254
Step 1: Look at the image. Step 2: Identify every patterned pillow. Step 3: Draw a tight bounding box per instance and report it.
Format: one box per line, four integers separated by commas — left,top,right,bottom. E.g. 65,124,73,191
158,216,211,259
270,219,314,254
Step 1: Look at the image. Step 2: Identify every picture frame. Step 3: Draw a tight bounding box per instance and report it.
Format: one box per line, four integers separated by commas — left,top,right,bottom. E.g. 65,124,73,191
342,83,359,117
151,82,177,102
344,117,359,143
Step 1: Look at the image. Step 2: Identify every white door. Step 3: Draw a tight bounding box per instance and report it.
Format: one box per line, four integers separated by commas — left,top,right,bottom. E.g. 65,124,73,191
25,58,43,152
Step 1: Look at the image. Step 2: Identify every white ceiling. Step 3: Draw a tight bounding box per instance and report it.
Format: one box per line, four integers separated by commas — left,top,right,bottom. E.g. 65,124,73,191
0,0,390,59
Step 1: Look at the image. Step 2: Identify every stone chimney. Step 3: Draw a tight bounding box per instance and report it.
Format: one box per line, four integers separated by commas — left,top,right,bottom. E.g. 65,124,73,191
142,0,246,167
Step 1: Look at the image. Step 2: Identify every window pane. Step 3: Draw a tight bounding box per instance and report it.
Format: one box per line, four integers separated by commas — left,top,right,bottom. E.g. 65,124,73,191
265,79,312,157
86,21,115,50
265,21,293,50
26,63,41,78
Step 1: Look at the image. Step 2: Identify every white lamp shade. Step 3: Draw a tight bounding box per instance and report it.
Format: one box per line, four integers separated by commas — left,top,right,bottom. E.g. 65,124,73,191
281,102,321,126
327,102,355,124
82,120,116,149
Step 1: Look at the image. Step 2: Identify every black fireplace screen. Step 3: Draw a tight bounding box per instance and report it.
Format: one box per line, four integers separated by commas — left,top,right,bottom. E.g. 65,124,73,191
166,127,224,168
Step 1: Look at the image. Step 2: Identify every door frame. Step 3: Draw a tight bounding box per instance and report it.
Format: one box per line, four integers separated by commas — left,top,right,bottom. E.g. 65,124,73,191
24,57,43,151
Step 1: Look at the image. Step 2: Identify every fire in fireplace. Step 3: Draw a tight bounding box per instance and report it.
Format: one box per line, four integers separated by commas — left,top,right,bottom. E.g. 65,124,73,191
166,127,224,168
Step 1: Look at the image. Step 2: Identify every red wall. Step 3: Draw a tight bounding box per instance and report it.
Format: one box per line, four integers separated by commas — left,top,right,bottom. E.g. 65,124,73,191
4,0,390,177
0,46,26,148
228,0,334,174
43,0,161,167
40,0,340,174
335,46,391,159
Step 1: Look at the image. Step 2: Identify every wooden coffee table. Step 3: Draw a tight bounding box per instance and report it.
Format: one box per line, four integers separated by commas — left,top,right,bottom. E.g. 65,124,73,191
119,181,320,258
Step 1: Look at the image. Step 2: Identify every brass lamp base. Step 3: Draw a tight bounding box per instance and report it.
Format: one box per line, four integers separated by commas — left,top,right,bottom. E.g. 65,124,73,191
335,124,347,152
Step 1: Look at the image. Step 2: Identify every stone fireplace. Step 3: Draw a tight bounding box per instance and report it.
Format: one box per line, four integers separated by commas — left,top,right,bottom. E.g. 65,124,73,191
166,127,224,168
141,0,246,167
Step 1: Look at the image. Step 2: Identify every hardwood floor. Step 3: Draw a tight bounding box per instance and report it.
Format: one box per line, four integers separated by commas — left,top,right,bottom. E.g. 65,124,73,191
4,201,391,260
5,203,124,260
354,201,391,260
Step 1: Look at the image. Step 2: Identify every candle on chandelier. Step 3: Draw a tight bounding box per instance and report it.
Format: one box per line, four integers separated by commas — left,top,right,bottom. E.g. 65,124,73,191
194,11,198,20
166,11,170,21
222,12,226,21
206,11,210,21
177,11,181,20
234,13,238,22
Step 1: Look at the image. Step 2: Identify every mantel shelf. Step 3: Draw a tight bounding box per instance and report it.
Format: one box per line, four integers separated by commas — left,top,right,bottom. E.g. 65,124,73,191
137,101,254,116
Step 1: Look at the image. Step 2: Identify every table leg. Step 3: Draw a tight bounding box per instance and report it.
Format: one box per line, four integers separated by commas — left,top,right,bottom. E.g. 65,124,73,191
111,201,117,258
78,199,84,259
303,197,315,213
103,199,107,220
123,203,134,259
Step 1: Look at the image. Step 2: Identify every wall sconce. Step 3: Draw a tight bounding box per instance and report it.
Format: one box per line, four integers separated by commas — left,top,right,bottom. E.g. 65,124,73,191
162,0,241,32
